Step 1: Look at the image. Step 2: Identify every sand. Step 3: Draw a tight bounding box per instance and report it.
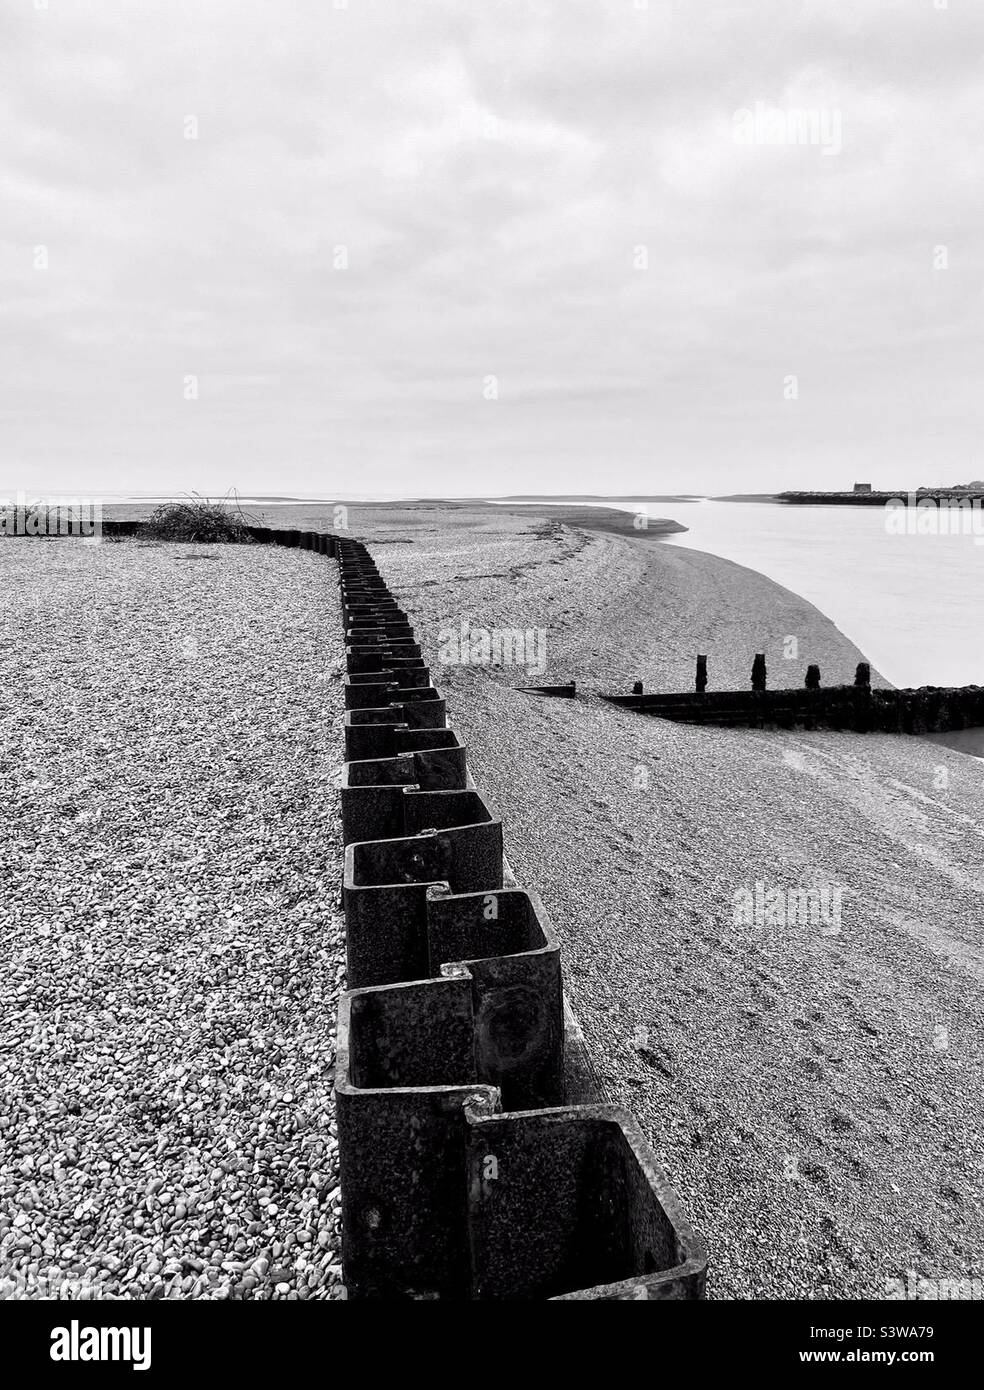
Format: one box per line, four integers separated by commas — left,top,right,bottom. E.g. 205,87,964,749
354,503,984,1301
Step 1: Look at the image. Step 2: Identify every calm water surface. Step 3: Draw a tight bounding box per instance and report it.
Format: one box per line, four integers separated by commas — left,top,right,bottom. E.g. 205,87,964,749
603,500,984,689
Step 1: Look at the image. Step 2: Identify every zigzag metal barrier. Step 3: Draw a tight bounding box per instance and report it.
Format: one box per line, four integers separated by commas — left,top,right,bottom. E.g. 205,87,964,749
332,532,707,1301
22,519,708,1301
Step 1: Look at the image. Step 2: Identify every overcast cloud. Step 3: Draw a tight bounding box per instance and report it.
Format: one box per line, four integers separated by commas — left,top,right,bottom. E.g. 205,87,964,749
2,0,982,496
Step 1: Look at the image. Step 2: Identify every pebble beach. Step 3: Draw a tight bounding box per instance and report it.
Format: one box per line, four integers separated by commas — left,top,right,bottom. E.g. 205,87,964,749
0,538,346,1300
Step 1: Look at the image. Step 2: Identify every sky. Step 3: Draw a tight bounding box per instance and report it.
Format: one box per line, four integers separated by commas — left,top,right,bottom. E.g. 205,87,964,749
2,0,982,498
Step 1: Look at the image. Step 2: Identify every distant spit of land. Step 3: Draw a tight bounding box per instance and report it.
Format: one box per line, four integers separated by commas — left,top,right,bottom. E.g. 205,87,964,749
778,489,984,506
489,494,706,503
102,497,691,539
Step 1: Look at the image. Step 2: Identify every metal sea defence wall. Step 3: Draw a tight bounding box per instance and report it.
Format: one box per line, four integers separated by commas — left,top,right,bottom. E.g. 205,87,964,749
78,519,707,1300
332,531,706,1300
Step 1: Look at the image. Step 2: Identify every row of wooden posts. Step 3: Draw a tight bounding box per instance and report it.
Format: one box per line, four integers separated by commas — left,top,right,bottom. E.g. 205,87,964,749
630,657,873,696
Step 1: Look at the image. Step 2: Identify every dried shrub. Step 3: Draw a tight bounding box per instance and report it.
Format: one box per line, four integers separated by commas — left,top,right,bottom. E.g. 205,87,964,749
141,493,257,544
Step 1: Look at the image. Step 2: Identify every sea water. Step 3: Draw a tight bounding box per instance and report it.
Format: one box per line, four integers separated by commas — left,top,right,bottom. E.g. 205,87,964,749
606,499,984,690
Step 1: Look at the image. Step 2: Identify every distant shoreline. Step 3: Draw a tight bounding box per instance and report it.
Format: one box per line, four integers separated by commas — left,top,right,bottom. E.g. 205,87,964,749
100,496,691,538
489,493,707,503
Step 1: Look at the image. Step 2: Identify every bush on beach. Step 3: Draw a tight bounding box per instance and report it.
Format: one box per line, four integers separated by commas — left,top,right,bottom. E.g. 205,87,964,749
141,494,256,544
